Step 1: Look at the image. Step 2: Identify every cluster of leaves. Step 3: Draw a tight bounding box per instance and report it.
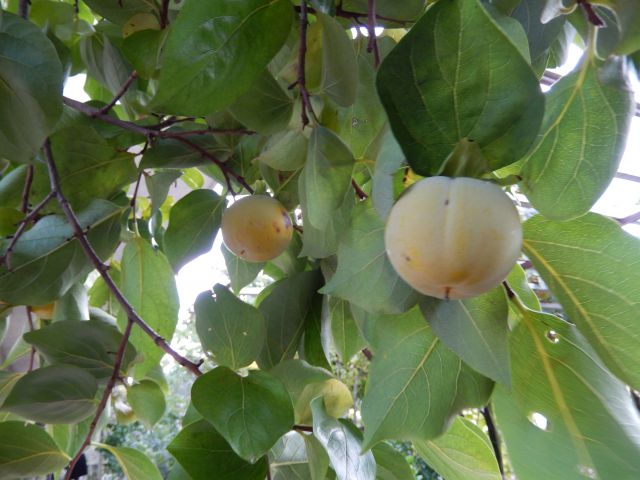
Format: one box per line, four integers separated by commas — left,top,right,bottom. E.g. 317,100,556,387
1,0,640,479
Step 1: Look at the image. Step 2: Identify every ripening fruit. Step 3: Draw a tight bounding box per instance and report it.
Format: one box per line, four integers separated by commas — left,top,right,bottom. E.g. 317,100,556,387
384,176,522,300
221,195,293,262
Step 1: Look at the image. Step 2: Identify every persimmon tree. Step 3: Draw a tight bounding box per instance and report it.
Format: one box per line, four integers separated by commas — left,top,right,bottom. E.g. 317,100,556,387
0,0,639,479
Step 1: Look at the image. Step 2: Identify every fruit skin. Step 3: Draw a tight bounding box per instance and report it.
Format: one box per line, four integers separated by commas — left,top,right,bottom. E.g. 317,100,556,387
221,195,293,263
384,176,522,300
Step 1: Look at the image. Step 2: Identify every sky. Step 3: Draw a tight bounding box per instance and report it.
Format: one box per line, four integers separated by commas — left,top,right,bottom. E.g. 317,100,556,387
63,42,640,318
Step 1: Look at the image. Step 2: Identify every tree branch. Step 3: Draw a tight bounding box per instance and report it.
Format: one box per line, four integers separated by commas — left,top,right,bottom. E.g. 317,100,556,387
42,138,203,377
482,406,506,480
26,307,35,372
160,0,171,28
97,71,138,116
64,319,134,480
20,165,34,213
62,97,253,194
366,0,380,68
293,424,314,432
295,1,315,128
351,179,368,200
18,0,29,19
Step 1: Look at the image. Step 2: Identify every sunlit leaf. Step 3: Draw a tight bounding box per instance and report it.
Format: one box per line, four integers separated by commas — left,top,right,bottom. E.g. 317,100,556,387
95,443,163,480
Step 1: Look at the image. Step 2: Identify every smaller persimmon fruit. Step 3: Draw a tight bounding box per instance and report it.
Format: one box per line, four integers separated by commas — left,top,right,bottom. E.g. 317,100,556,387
384,176,522,300
221,195,293,263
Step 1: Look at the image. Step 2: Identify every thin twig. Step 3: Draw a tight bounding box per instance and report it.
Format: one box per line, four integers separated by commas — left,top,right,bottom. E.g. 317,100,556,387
351,179,368,200
43,139,203,377
64,319,134,480
0,191,56,271
160,0,170,28
130,169,145,211
482,406,506,480
18,0,29,18
20,165,34,213
97,71,138,116
296,4,410,26
159,128,256,137
362,347,373,361
577,0,604,26
62,97,253,194
26,307,36,372
293,424,314,432
366,0,380,68
296,1,315,128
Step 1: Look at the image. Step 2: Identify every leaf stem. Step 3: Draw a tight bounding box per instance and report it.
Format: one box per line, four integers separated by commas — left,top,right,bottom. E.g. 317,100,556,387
18,0,29,19
20,165,34,214
481,405,506,480
296,1,316,128
26,306,35,372
42,138,203,377
96,71,138,116
64,319,134,480
366,0,380,68
577,1,604,27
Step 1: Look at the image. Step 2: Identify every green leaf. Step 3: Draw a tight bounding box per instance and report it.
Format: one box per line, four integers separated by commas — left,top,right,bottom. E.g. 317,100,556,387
24,320,138,380
146,170,181,217
493,309,640,479
0,208,23,237
122,29,166,79
127,380,166,428
420,287,511,386
311,397,376,480
221,244,264,294
52,282,90,322
320,203,420,314
257,270,323,368
342,0,425,22
300,293,331,370
506,263,540,311
371,132,405,221
271,359,353,425
523,213,640,390
229,69,293,135
270,431,314,480
1,365,97,424
0,200,122,306
413,417,501,480
520,55,634,220
376,0,544,175
361,306,494,448
0,11,63,163
372,442,414,480
95,443,163,480
194,284,266,370
141,137,223,169
321,297,367,363
314,12,357,107
0,421,69,478
300,127,355,230
82,0,157,25
168,419,269,480
119,236,179,377
512,0,567,66
164,189,225,271
153,0,293,115
192,367,294,462
258,130,309,172
0,371,21,406
304,433,331,480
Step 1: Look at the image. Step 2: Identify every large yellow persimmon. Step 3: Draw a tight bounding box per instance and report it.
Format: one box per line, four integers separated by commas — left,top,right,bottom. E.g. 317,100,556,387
384,176,522,300
221,195,293,262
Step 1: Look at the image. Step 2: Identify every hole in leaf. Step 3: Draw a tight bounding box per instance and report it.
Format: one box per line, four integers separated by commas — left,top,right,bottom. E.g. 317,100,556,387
577,465,597,479
527,412,549,431
546,330,560,344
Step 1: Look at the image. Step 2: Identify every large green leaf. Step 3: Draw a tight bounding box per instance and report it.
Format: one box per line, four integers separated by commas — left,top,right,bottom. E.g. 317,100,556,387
221,244,264,294
311,397,376,480
413,417,501,480
0,200,122,306
23,320,138,380
141,137,226,169
257,130,308,172
257,270,323,368
194,284,266,370
82,0,157,25
420,287,511,386
321,297,367,363
520,55,634,220
523,213,640,390
300,127,355,230
271,359,353,425
119,236,179,377
164,189,225,271
127,380,166,428
192,367,294,462
320,203,420,314
512,0,567,67
1,365,97,424
270,431,313,480
372,442,414,480
153,0,293,115
0,11,63,163
0,371,21,406
376,0,544,175
361,306,494,448
493,308,640,479
228,69,293,135
95,443,163,480
314,12,357,107
0,421,69,478
168,419,268,480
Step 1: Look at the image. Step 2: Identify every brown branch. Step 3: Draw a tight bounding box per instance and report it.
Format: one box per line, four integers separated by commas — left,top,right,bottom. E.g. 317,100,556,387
577,0,604,26
0,191,56,271
351,179,368,200
362,347,373,361
62,97,253,194
26,307,35,372
96,71,138,116
366,0,380,68
159,128,256,137
482,406,506,480
618,211,640,226
18,0,29,18
293,424,313,432
20,165,34,213
160,0,170,28
295,1,315,128
335,4,410,26
64,319,134,480
42,139,203,377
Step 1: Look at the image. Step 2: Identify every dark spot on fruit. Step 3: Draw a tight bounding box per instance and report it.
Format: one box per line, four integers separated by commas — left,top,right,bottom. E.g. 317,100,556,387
444,287,452,300
240,249,246,255
444,199,450,206
404,255,411,262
